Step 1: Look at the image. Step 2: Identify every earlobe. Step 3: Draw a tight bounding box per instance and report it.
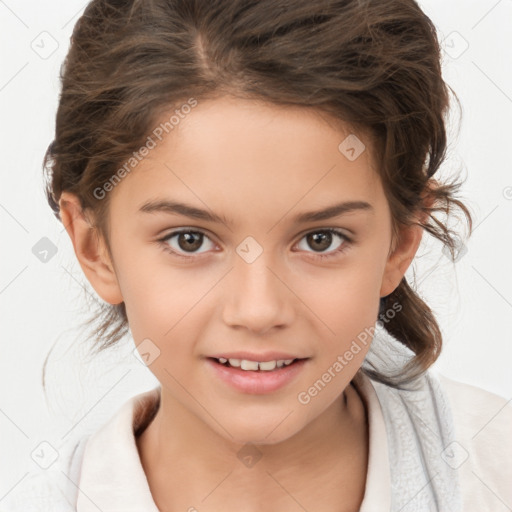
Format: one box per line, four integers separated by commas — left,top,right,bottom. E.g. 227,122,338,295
59,192,124,305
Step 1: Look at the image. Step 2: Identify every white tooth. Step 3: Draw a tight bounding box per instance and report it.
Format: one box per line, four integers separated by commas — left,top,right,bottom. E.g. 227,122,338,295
241,359,259,370
283,359,294,365
276,360,285,368
229,358,241,367
218,357,228,364
258,360,277,371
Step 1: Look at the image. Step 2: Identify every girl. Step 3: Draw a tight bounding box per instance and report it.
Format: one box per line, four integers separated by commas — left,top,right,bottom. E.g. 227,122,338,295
4,0,511,511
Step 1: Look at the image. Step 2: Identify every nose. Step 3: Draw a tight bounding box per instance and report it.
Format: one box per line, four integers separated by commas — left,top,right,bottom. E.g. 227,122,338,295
221,251,295,335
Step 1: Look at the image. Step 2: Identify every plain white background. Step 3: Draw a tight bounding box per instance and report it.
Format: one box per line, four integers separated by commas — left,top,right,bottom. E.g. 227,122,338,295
1,0,511,499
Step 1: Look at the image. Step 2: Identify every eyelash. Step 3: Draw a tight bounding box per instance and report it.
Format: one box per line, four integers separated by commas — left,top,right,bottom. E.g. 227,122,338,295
157,228,352,262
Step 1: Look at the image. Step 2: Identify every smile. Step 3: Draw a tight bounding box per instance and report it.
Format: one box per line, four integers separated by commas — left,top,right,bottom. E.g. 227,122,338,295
214,357,297,371
206,357,309,394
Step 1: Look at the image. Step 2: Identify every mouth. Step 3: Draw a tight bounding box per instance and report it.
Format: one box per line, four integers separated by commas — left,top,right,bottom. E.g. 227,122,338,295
208,357,304,372
206,356,309,394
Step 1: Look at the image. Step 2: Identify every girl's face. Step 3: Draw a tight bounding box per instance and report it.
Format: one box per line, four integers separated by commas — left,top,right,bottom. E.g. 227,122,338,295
65,95,421,444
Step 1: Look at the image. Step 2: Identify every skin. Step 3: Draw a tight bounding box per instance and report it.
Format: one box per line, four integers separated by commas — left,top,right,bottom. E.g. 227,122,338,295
59,95,427,512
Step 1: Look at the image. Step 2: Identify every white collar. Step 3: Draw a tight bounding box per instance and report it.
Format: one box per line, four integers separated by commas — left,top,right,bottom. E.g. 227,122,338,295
76,372,389,511
76,387,161,512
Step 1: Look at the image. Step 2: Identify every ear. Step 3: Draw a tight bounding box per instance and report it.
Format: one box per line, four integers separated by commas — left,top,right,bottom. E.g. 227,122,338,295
379,222,423,297
379,191,434,298
59,191,124,305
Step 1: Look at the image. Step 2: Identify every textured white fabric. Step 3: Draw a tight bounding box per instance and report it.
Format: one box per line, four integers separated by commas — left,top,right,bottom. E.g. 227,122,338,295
437,372,512,512
352,367,392,511
361,326,463,511
2,327,511,511
360,324,512,511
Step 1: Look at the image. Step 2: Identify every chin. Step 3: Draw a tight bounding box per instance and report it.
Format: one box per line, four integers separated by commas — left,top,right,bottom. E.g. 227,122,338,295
220,419,303,447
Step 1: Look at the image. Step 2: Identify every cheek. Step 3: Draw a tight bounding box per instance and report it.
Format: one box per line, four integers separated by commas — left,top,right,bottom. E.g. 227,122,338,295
122,270,202,339
118,254,221,356
294,257,383,338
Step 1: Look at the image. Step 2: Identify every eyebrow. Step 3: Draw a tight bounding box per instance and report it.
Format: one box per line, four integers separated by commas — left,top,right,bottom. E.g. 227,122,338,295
138,199,374,224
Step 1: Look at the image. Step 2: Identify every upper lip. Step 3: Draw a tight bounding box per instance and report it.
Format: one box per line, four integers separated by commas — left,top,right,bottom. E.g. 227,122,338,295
208,351,308,362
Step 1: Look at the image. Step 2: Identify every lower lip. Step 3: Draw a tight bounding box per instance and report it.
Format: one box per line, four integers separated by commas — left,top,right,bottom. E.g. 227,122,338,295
205,358,309,394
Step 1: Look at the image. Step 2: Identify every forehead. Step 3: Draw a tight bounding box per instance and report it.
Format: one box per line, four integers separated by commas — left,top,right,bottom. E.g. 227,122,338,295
108,96,385,223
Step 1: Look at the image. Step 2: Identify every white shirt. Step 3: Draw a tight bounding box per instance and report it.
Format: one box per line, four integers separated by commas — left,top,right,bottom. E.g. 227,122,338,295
75,371,390,512
2,369,511,511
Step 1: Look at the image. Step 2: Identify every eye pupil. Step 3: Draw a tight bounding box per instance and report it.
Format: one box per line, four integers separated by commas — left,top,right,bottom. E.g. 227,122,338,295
178,232,202,252
308,232,332,251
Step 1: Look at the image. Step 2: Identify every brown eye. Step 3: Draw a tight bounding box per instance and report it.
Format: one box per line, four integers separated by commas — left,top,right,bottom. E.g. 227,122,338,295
295,228,351,260
176,232,203,252
306,231,333,252
159,229,215,257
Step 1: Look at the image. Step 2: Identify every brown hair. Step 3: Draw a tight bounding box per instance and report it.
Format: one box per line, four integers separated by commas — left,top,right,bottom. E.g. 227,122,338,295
43,0,473,389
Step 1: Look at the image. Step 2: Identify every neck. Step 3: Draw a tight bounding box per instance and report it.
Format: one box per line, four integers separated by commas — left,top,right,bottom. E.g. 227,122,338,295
136,382,368,512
